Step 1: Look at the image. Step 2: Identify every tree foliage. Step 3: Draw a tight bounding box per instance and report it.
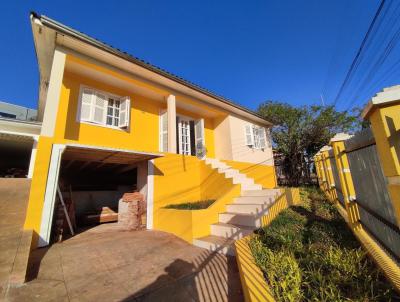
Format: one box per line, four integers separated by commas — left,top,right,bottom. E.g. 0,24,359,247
258,101,361,186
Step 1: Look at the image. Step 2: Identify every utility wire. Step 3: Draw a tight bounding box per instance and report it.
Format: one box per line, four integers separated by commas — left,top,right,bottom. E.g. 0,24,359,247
332,0,387,107
344,1,400,110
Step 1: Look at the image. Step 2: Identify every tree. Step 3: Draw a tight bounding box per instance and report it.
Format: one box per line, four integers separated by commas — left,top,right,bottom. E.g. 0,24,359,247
258,101,361,186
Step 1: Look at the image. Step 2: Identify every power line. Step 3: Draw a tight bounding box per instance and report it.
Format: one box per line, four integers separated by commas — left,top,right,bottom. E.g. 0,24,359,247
343,1,400,110
332,0,387,107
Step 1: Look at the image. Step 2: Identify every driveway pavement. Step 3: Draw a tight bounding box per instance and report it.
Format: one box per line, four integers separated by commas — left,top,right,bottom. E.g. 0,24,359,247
5,224,243,302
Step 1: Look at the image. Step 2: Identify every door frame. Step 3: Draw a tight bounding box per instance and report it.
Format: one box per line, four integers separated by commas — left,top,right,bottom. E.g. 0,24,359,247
177,115,193,155
38,144,66,247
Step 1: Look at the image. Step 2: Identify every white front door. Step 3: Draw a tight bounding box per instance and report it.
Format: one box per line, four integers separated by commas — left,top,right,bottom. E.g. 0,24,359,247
178,118,191,155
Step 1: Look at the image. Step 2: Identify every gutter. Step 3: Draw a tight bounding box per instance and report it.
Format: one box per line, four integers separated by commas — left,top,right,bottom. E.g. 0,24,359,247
30,12,272,127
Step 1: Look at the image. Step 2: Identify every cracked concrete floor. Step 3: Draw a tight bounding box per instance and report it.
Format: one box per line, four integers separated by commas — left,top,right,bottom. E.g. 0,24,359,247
5,224,243,302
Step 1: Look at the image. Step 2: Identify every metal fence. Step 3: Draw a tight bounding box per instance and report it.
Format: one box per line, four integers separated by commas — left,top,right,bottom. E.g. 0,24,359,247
344,128,400,261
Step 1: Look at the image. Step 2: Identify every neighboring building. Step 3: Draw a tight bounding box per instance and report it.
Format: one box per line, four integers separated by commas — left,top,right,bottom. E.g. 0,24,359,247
0,101,37,121
2,13,277,249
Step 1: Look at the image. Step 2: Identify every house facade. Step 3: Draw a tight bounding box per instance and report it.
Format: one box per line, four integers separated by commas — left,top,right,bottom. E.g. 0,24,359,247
19,13,276,248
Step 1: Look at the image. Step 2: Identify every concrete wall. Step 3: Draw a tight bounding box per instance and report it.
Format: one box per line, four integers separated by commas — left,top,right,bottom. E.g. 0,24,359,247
0,101,37,121
71,186,130,216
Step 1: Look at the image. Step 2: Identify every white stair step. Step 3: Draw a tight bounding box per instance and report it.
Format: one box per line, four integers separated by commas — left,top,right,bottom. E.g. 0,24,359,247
226,203,269,215
193,235,235,256
211,162,230,170
205,158,216,164
221,169,240,178
241,189,281,197
210,222,254,240
241,184,262,191
232,177,254,185
233,196,275,204
219,212,262,227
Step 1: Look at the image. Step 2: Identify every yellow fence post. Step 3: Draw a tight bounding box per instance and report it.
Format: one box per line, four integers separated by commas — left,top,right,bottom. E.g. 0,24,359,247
330,133,361,230
314,153,324,191
320,146,335,202
362,88,400,227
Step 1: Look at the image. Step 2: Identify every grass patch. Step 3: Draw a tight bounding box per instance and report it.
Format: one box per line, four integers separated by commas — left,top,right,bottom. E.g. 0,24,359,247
164,199,216,210
249,187,399,301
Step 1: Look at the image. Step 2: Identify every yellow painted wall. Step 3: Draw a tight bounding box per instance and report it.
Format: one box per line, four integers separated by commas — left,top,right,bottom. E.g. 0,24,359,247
222,160,277,188
369,104,400,177
152,153,241,242
24,137,53,232
56,71,160,151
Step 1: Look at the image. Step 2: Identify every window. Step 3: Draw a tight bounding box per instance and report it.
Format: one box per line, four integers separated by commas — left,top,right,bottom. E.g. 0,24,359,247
106,98,120,127
78,86,130,129
245,124,267,149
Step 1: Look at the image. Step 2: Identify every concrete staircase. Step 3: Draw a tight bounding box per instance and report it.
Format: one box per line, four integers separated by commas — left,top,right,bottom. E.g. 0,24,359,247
193,158,281,256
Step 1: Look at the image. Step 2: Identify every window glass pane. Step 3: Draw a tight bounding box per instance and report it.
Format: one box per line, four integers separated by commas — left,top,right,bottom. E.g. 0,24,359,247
106,116,113,125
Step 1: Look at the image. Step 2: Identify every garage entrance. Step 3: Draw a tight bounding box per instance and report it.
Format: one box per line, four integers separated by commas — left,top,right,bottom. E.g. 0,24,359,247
39,144,162,246
0,118,41,178
0,134,34,177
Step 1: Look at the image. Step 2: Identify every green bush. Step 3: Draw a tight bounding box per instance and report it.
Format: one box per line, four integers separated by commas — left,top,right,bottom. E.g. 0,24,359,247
164,199,216,210
250,238,303,302
250,187,398,301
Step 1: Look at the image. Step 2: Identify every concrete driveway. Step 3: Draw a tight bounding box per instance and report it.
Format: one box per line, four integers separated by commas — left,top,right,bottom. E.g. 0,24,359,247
5,224,243,302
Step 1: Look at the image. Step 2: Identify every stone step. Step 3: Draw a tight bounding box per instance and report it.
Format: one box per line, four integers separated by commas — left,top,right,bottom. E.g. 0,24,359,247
226,203,270,215
193,235,236,256
233,196,275,204
210,222,254,240
241,189,281,197
219,212,262,227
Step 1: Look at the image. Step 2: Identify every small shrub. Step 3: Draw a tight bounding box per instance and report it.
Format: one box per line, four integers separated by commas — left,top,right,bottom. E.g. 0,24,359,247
250,238,303,302
164,199,216,210
249,187,399,301
258,209,306,252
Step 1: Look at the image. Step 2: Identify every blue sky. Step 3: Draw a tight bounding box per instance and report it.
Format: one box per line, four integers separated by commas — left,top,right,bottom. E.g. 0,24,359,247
1,0,397,112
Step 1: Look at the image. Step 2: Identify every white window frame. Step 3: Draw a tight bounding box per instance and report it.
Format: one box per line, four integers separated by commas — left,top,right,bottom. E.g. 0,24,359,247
77,85,130,131
178,116,192,155
245,123,267,150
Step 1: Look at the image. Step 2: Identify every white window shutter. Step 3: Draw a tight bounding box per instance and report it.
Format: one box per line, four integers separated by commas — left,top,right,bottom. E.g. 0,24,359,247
159,110,168,152
119,96,130,128
93,92,107,124
195,119,205,158
80,88,93,121
245,124,254,146
253,126,260,149
259,127,266,149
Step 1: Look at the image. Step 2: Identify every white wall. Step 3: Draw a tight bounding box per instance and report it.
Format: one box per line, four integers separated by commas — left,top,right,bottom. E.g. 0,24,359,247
213,114,274,165
228,115,274,165
213,116,233,160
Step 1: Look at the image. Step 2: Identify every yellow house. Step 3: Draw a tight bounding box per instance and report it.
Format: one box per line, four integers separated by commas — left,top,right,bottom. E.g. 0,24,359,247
10,13,278,252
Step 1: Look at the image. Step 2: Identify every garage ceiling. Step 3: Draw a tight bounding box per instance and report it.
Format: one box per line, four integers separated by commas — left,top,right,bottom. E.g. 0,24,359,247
62,145,163,165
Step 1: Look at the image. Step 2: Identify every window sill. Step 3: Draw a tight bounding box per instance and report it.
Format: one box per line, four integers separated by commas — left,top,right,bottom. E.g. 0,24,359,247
79,120,129,132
